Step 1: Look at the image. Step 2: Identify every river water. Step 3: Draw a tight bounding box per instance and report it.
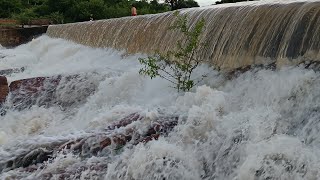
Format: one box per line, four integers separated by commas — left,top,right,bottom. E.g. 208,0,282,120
0,35,320,179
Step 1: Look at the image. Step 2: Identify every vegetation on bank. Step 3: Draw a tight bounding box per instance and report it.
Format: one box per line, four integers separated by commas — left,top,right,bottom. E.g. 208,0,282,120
0,0,255,25
0,0,199,24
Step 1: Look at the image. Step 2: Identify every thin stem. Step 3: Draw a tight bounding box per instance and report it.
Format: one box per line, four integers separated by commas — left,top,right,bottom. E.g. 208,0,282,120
158,74,176,85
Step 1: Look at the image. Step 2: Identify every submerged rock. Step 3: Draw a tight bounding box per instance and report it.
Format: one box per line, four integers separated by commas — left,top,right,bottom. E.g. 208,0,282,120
226,62,277,79
0,113,179,173
0,76,8,104
302,60,320,70
8,76,61,110
7,73,100,110
0,67,24,76
225,60,320,80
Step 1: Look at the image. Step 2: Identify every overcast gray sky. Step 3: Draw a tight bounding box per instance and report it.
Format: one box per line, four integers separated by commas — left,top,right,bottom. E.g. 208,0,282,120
197,0,215,6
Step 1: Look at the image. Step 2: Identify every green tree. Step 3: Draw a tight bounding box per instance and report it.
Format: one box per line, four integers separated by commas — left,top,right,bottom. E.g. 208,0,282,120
46,0,73,13
1,0,176,23
12,8,37,27
165,0,199,10
47,12,64,24
0,0,22,18
139,11,207,92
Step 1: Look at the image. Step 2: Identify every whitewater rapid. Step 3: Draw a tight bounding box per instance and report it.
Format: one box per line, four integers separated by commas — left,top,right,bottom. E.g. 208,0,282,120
0,36,320,179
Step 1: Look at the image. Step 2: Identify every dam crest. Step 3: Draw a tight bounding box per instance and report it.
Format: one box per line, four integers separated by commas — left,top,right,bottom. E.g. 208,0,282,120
47,0,320,70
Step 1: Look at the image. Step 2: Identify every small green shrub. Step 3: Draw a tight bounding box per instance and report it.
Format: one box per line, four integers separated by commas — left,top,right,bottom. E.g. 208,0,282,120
139,11,207,92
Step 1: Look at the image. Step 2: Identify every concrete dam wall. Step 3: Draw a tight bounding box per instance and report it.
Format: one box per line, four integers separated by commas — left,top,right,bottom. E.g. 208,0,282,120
47,0,320,71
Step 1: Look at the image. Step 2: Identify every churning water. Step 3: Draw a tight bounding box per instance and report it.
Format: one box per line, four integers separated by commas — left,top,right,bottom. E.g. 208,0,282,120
0,34,320,179
1,0,320,179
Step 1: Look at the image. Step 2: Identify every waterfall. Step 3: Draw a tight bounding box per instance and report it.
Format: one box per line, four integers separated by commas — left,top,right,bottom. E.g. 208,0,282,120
47,0,320,70
2,1,320,179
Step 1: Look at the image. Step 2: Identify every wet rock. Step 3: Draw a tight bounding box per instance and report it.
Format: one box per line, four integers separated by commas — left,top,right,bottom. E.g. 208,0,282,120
2,148,53,172
106,113,144,130
226,60,320,80
0,53,5,59
9,76,60,93
20,148,52,168
8,76,61,110
226,62,276,80
255,153,308,179
0,113,179,172
301,60,320,70
0,76,8,104
8,73,99,110
0,67,24,76
65,115,179,155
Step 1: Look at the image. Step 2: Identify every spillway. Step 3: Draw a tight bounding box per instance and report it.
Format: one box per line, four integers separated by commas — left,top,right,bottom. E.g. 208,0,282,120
47,0,320,70
1,0,320,179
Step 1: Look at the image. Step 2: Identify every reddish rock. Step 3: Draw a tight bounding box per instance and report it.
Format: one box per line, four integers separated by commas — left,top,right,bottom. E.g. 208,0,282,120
140,133,160,143
8,76,62,110
6,73,99,110
106,113,143,130
0,76,8,86
0,76,9,104
0,113,180,172
100,137,112,149
9,76,61,93
56,114,178,154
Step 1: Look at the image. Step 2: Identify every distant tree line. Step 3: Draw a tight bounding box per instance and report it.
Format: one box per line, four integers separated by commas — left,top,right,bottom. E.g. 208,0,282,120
0,0,199,24
215,0,255,4
165,0,199,10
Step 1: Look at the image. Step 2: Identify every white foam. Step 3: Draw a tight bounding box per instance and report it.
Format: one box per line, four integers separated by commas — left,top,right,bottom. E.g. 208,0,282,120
1,36,320,179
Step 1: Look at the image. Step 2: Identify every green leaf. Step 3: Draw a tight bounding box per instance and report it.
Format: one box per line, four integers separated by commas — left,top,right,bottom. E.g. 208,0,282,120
138,11,207,92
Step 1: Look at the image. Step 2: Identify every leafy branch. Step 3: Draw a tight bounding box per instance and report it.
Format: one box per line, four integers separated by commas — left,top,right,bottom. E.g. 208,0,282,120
139,11,207,92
